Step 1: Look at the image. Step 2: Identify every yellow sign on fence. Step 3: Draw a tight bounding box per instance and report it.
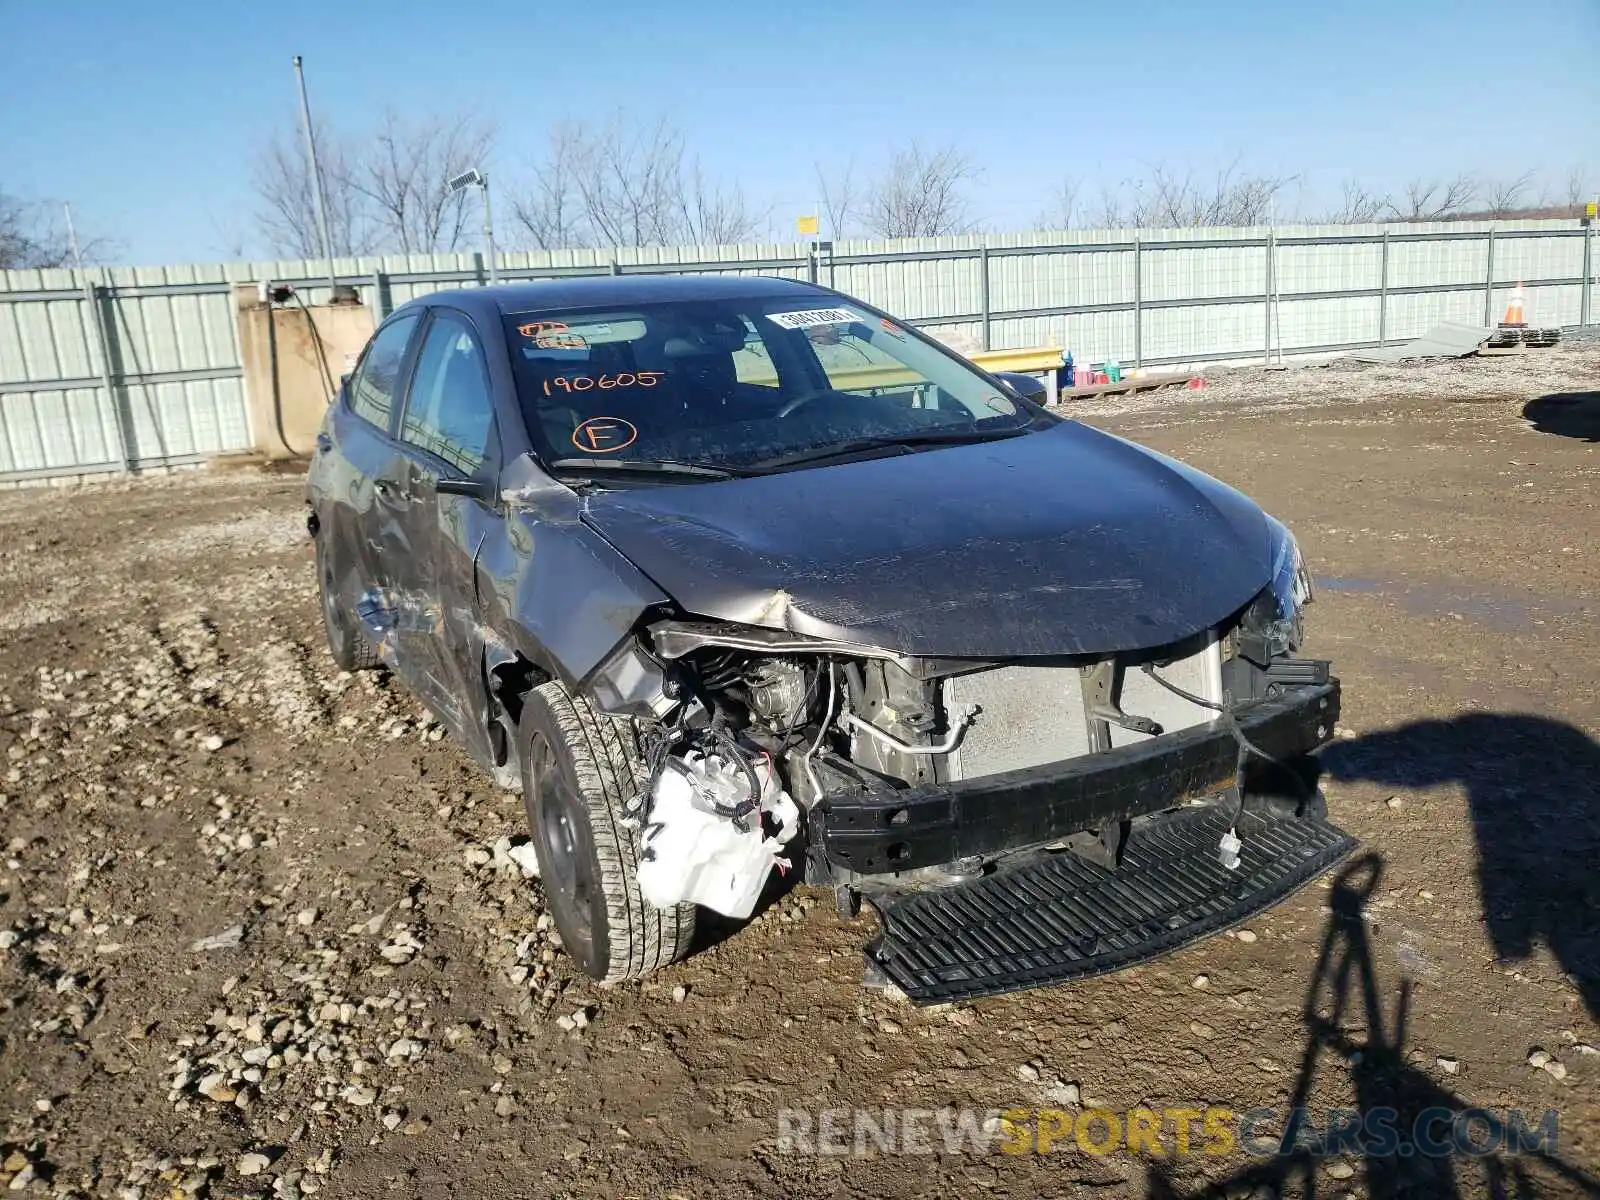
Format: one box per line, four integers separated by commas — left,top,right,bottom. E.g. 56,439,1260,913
796,215,820,236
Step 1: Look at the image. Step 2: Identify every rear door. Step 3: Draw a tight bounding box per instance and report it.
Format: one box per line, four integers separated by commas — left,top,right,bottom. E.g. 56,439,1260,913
384,307,502,762
314,310,422,653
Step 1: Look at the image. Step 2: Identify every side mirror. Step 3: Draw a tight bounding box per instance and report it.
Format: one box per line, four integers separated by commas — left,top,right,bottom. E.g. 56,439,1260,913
435,476,495,501
992,371,1048,405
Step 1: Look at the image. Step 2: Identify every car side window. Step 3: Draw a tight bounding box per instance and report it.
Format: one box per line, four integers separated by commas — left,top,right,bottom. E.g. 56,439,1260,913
400,311,494,475
349,314,419,430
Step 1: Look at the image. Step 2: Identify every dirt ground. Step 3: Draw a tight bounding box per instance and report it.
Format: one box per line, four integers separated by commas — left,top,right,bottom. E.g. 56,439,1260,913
0,346,1596,1199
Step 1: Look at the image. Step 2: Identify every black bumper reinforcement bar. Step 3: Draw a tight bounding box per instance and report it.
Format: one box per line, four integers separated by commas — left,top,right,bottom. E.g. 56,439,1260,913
818,681,1339,875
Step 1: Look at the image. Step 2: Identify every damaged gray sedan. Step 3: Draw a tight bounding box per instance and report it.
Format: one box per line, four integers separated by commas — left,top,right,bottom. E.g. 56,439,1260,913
306,274,1352,1003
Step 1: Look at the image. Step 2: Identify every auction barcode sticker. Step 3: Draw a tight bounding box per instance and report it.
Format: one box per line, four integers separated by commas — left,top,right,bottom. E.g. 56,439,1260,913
765,307,860,330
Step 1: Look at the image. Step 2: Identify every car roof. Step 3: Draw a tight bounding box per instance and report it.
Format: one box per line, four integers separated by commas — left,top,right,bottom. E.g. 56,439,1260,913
408,273,831,321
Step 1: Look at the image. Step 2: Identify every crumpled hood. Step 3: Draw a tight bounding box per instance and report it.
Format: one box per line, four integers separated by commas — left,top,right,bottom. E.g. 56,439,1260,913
579,422,1275,658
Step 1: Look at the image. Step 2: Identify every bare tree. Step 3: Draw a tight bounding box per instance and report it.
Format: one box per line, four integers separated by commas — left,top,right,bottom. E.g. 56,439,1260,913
676,161,765,245
510,126,587,250
571,117,689,247
1481,171,1536,218
0,190,115,269
208,215,251,261
815,159,860,240
1039,180,1079,230
1,190,68,268
1324,179,1388,224
1563,167,1592,212
1134,161,1293,227
510,115,763,250
1080,160,1292,230
251,122,373,257
1091,181,1135,230
1387,175,1477,221
858,142,978,239
349,111,496,253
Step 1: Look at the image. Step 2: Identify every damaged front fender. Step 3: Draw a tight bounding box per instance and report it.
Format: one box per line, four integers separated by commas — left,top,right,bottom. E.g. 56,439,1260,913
475,461,671,691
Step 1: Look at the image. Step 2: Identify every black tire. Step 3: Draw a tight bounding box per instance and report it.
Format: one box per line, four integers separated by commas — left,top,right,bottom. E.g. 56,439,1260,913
316,535,381,672
518,679,695,982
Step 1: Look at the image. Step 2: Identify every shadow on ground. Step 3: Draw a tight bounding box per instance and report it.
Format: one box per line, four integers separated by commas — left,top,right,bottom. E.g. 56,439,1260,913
1324,713,1600,1021
1523,392,1600,441
1146,854,1600,1199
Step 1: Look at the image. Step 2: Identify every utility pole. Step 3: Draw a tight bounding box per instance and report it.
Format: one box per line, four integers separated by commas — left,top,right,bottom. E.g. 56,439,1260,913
293,55,338,295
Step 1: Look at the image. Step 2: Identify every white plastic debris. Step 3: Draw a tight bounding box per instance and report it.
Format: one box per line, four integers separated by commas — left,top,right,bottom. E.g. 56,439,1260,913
505,841,541,879
637,750,799,919
1218,827,1242,872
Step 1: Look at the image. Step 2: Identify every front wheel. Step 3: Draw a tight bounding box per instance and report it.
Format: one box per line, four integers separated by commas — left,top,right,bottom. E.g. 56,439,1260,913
518,680,695,982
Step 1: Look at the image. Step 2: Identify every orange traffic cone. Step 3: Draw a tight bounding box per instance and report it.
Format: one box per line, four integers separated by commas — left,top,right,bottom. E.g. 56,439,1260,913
1500,281,1526,327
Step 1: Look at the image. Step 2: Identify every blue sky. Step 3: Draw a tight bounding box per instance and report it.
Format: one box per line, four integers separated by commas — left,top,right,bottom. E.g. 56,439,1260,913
3,0,1597,264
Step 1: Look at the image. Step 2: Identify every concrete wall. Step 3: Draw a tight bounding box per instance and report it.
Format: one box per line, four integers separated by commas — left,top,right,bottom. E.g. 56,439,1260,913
235,288,374,458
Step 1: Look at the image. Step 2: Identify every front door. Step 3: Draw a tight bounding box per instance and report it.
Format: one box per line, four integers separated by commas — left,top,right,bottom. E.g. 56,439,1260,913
384,308,502,766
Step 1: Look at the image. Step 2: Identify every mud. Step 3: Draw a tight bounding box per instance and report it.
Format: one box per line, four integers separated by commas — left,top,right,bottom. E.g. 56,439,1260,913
0,346,1595,1198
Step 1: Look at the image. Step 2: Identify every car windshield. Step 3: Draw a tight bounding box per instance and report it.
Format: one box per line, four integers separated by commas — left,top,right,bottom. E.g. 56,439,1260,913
501,295,1045,476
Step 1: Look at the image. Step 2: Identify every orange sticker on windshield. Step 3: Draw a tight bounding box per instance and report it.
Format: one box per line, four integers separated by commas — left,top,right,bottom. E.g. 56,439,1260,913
572,417,638,454
518,320,587,349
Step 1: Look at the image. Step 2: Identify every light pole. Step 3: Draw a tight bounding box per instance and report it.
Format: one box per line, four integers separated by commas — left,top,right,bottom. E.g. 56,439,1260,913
448,168,498,285
293,55,338,295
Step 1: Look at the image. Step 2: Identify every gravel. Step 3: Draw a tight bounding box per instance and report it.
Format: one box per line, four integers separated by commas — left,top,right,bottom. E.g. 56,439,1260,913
0,358,1594,1198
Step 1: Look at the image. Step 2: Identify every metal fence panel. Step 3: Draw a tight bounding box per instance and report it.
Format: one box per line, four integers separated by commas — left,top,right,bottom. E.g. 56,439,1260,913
1145,243,1267,302
0,386,118,475
1276,296,1383,349
992,250,1133,312
992,311,1136,364
1494,233,1577,283
1511,283,1582,326
2,219,1593,481
1276,241,1383,293
1387,236,1487,289
1145,303,1266,361
1385,289,1488,342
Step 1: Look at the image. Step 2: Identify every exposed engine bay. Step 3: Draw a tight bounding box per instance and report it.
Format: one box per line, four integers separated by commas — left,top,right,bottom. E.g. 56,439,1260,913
593,566,1328,925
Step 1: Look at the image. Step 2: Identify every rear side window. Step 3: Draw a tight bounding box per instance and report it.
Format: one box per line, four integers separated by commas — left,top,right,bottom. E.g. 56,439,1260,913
349,314,419,430
400,312,494,474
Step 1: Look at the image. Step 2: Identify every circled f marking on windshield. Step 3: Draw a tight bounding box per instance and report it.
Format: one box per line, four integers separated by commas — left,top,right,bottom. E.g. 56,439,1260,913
571,417,638,453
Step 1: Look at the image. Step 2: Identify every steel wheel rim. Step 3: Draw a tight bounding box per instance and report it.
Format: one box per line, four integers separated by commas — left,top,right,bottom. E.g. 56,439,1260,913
530,733,595,961
318,552,348,653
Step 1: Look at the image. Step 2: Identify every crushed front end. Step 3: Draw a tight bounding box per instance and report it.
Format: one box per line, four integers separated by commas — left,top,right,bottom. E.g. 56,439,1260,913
586,546,1354,1003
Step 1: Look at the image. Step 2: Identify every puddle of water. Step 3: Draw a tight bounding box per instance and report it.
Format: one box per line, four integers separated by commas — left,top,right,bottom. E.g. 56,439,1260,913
1319,575,1591,632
